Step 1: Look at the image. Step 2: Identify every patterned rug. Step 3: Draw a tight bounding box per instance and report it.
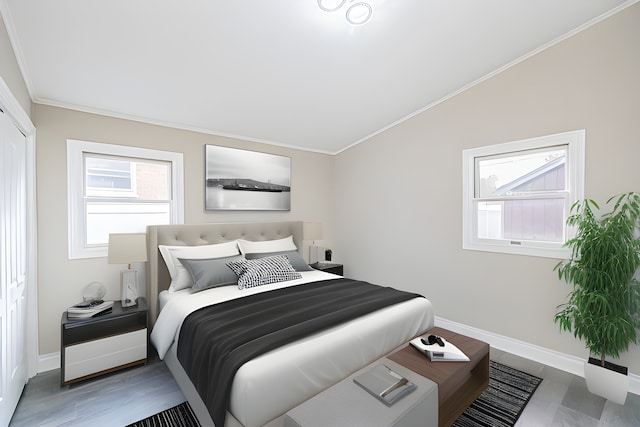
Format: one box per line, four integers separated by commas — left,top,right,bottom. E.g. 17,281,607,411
453,360,543,427
126,402,200,427
130,361,541,427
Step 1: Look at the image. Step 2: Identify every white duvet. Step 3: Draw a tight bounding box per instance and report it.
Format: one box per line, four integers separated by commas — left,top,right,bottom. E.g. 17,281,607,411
151,271,340,359
151,271,434,427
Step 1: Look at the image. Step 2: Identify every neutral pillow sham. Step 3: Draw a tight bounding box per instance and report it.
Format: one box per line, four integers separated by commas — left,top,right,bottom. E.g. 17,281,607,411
179,255,244,292
236,235,297,255
158,241,240,291
245,250,313,272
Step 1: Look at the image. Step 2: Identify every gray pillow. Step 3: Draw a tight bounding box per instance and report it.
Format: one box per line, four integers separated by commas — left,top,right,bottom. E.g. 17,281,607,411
245,250,313,272
179,255,245,292
227,255,302,289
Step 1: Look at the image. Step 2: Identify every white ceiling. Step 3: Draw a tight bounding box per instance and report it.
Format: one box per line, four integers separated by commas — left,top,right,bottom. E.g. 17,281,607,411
2,0,635,154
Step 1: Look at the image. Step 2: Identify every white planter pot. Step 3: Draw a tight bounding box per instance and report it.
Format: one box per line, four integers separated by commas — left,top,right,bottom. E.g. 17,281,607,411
584,358,628,405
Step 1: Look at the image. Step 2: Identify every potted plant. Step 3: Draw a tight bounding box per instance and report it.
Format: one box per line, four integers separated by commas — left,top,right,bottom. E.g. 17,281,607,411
554,192,640,404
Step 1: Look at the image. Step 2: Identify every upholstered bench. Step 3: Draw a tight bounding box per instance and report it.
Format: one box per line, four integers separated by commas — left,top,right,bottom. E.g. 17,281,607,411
284,358,439,427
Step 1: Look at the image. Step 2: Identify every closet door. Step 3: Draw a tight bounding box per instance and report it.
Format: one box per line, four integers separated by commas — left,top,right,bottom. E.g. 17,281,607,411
0,109,28,427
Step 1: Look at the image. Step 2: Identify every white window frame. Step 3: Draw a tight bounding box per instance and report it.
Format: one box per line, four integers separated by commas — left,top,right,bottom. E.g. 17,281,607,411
462,130,585,258
67,139,184,259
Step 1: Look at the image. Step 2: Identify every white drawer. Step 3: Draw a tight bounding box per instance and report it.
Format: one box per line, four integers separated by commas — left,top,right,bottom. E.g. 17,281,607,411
64,328,147,382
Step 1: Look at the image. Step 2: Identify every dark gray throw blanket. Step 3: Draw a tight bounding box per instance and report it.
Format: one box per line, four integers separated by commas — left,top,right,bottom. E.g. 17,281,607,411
177,278,423,427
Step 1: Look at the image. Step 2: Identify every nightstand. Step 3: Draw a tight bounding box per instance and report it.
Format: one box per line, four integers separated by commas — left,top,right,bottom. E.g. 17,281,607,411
310,262,344,276
60,298,149,386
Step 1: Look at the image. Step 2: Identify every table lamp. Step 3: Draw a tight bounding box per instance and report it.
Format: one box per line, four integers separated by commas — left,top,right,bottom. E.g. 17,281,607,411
303,222,323,264
108,233,147,307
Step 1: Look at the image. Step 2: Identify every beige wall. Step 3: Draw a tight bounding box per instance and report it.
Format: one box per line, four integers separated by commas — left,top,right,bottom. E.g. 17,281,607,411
335,4,640,374
14,1,640,373
0,15,31,117
34,105,336,355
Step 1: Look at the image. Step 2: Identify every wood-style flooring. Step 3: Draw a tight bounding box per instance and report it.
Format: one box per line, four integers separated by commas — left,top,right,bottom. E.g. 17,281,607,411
9,355,184,427
9,349,640,426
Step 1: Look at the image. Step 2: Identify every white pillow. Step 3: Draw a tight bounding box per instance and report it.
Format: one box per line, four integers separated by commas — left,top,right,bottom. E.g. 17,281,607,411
237,235,297,255
159,241,240,291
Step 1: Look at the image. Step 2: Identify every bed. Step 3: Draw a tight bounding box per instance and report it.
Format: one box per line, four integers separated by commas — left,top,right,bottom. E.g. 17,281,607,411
147,221,434,427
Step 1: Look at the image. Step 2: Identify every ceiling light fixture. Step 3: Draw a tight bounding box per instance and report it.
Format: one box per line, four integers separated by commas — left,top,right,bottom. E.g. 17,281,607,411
318,0,373,26
318,0,347,12
345,2,372,25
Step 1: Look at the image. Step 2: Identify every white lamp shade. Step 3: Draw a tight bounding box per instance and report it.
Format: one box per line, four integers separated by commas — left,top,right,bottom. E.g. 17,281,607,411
108,233,148,264
303,222,323,241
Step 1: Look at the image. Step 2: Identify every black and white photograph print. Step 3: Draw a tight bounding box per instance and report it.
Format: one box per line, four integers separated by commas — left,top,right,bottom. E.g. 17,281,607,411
205,145,291,211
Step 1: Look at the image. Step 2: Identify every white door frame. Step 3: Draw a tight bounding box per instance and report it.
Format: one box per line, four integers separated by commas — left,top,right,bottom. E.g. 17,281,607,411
0,77,38,379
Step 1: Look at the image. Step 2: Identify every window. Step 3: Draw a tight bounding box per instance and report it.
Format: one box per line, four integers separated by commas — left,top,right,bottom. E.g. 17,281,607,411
86,156,136,196
68,140,184,259
462,130,585,258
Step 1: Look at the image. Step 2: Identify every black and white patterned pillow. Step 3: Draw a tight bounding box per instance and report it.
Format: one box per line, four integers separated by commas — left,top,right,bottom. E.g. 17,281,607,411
227,255,302,289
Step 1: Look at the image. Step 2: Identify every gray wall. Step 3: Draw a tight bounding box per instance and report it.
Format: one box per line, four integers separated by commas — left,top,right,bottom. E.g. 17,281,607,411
334,4,640,374
34,104,337,355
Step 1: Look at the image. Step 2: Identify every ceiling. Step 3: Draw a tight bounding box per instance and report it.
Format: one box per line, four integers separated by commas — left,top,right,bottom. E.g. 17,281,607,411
1,0,635,154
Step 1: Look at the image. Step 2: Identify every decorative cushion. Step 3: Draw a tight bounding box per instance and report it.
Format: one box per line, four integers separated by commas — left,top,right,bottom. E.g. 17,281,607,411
237,236,297,255
227,255,302,289
246,250,313,272
179,255,245,292
159,241,240,291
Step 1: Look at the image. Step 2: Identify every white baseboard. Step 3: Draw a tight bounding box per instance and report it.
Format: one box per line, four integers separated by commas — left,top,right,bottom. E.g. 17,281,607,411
37,318,640,397
434,316,640,396
38,352,60,374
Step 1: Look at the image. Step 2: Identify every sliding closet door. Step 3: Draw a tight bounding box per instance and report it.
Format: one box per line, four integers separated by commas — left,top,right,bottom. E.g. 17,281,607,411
0,109,28,427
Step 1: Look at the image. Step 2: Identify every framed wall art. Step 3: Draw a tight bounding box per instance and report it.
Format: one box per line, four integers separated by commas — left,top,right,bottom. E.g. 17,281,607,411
205,145,291,211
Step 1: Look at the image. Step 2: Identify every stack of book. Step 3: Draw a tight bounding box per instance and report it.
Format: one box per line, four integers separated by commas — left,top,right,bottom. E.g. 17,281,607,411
67,300,114,319
353,364,416,406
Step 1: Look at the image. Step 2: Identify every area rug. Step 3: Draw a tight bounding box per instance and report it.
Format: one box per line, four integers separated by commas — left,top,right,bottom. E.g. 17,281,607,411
453,360,543,427
126,402,200,427
130,361,541,427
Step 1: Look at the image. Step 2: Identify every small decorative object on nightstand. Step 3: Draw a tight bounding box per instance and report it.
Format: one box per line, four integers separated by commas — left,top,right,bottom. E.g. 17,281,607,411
60,298,149,386
108,233,148,307
310,262,344,276
303,222,323,263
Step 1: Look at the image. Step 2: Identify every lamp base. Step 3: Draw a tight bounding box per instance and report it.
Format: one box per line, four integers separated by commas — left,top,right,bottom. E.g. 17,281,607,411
121,269,138,308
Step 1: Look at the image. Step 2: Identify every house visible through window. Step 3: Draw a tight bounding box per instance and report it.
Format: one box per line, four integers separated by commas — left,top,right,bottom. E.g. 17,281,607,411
68,140,184,259
86,156,136,195
463,130,584,258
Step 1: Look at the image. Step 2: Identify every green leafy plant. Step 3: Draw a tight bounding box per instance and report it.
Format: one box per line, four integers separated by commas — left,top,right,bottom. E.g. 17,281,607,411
555,192,640,367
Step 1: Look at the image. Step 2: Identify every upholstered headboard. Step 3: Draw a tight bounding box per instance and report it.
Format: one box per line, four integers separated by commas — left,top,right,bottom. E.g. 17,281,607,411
146,221,304,325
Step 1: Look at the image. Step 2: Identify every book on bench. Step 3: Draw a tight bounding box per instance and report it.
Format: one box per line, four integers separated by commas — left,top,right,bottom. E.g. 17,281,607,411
410,336,470,362
353,364,416,406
